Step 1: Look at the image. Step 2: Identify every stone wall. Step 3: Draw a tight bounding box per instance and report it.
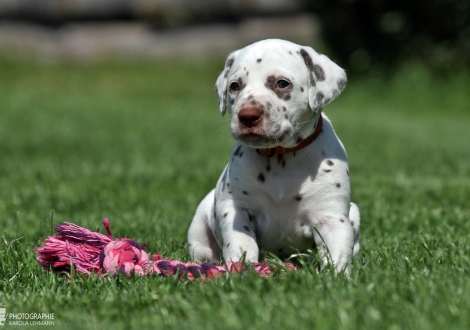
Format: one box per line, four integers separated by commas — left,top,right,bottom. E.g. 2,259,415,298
0,0,304,24
0,0,323,62
0,14,320,62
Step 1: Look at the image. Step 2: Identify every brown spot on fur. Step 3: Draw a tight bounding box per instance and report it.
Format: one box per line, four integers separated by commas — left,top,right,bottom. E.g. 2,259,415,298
326,160,334,166
220,57,234,108
265,75,292,101
224,213,228,218
340,218,345,223
299,49,316,87
338,78,347,91
323,169,331,173
224,57,234,75
266,165,271,172
336,183,341,188
257,58,262,63
295,195,302,201
300,87,304,92
316,93,324,103
313,64,326,81
258,172,265,183
243,191,248,195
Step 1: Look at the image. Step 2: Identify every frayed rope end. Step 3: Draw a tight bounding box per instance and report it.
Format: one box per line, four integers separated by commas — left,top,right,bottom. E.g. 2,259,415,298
36,219,295,279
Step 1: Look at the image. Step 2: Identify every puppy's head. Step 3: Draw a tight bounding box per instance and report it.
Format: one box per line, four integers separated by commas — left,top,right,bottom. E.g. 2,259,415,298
215,39,347,149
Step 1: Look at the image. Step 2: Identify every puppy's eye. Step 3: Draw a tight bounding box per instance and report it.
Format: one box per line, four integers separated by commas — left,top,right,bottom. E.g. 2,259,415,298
230,82,240,91
276,80,290,88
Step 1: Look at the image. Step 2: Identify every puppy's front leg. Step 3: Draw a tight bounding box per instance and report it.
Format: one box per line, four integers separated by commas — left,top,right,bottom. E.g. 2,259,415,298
215,204,259,263
313,213,355,275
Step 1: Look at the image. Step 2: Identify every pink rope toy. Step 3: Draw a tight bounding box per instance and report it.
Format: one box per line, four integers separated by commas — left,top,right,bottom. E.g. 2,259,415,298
36,218,295,279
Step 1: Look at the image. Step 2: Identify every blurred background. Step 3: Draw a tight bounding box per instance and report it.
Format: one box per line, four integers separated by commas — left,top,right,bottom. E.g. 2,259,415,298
1,0,469,72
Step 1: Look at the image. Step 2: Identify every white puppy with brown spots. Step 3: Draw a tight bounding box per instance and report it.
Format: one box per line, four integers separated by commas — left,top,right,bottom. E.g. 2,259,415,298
188,39,360,274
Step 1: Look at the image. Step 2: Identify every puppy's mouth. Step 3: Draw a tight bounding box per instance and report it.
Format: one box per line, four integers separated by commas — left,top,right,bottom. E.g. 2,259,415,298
233,128,288,148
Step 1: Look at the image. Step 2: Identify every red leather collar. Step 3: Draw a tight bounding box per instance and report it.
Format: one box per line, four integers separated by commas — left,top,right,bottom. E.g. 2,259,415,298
256,116,323,157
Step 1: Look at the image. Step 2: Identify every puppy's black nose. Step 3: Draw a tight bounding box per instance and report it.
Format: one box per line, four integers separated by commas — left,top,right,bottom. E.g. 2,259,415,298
238,107,264,128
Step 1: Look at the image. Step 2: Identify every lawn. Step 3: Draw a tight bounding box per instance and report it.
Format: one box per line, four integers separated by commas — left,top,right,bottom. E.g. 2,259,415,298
0,56,469,329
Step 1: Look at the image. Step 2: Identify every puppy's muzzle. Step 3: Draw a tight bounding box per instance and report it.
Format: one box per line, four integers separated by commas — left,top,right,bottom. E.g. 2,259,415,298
238,107,264,128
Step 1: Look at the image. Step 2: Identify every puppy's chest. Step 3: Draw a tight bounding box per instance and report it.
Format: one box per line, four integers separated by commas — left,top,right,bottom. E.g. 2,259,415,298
228,151,318,203
227,152,320,253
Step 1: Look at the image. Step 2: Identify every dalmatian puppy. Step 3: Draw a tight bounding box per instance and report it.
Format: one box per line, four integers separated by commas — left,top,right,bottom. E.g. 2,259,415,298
188,39,360,274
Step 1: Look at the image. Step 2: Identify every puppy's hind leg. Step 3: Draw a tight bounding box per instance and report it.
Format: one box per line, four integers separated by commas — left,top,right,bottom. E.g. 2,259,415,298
349,202,361,258
188,190,221,262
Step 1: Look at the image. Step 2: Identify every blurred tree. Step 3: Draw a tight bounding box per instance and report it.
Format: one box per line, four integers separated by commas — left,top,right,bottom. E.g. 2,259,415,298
308,0,470,72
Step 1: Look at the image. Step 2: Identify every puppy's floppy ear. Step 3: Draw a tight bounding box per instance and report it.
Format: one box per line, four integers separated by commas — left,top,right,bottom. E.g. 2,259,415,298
215,50,240,116
299,47,347,112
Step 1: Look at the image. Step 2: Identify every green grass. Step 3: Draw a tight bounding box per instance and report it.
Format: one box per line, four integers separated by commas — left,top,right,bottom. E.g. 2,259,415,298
0,57,469,329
